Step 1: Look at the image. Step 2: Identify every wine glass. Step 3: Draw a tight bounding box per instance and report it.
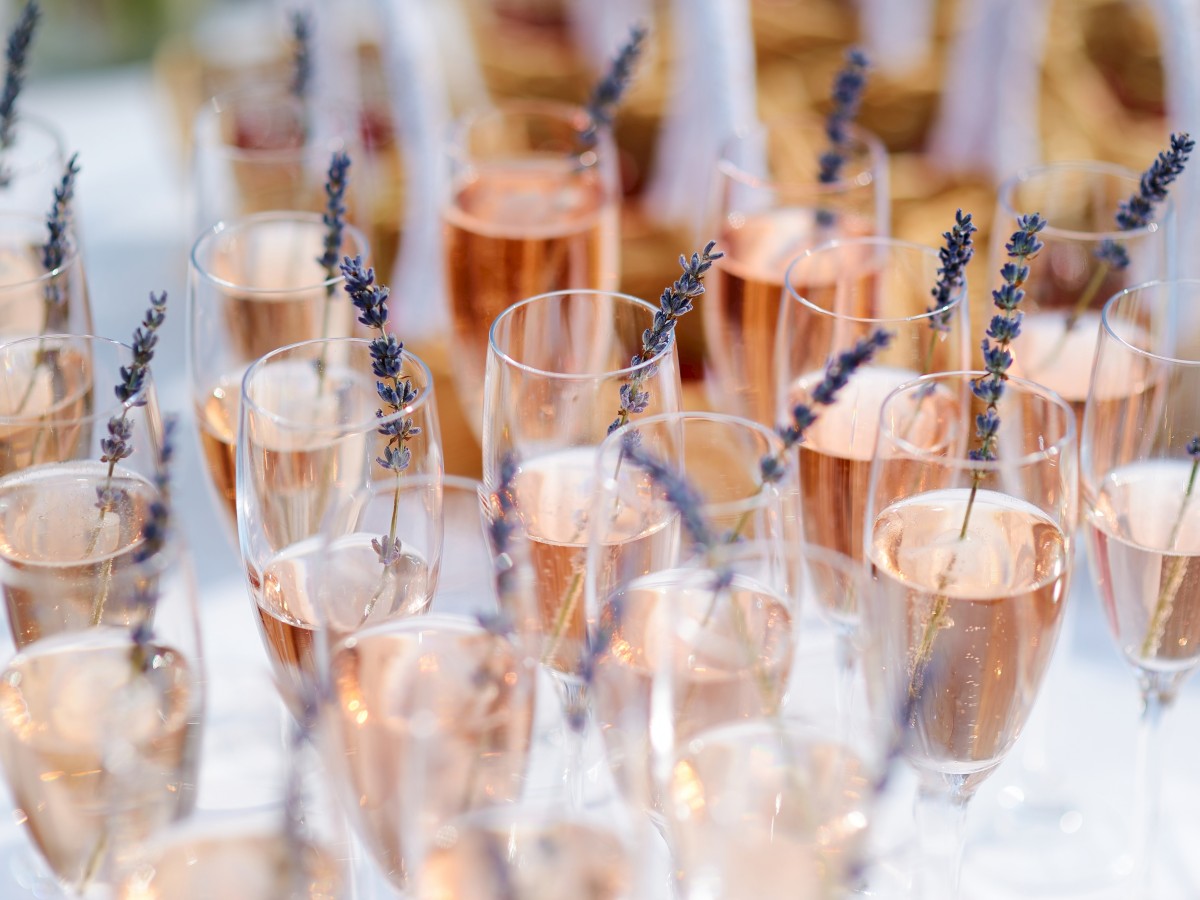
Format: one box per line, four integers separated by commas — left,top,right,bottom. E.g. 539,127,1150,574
703,117,889,425
444,100,621,438
115,667,347,899
1081,279,1200,893
0,113,66,216
777,238,970,703
191,85,362,236
0,212,91,345
862,371,1077,897
314,475,536,893
236,337,443,710
188,211,369,529
0,532,204,896
996,161,1173,419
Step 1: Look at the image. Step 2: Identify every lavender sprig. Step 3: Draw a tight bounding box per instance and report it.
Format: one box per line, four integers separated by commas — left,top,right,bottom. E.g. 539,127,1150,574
1141,436,1200,659
817,48,868,205
314,151,350,388
967,215,1047,468
929,210,976,334
0,1,38,151
130,415,176,671
581,25,647,149
340,256,420,588
488,454,521,601
289,9,312,103
1065,133,1194,333
609,241,722,435
40,152,79,320
760,330,893,485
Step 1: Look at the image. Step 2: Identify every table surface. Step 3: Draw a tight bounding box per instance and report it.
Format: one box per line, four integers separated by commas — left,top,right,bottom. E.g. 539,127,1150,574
0,63,1198,899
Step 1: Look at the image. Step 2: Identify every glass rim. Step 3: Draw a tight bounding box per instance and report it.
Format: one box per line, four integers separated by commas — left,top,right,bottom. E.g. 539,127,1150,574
783,237,962,325
877,369,1077,468
488,290,670,381
599,410,789,517
240,336,436,433
189,211,371,296
446,97,611,168
998,159,1168,243
0,333,147,427
197,82,362,163
1101,278,1200,366
0,210,80,290
716,118,886,194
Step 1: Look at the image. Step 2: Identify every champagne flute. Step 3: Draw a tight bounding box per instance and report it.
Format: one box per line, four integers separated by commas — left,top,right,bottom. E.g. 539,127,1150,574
191,85,363,240
777,238,970,700
188,211,369,529
704,117,889,425
317,475,535,893
996,161,1173,418
1081,280,1200,892
0,212,91,344
0,532,204,896
482,289,681,683
444,100,621,438
862,371,1077,897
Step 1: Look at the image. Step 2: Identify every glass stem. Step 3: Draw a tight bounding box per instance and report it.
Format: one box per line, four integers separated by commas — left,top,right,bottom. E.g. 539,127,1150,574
1133,672,1174,895
914,784,971,899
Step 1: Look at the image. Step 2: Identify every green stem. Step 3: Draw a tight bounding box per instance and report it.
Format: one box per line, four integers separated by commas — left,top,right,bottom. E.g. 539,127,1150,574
1139,455,1200,659
542,569,583,667
958,470,984,540
88,428,127,626
1029,261,1111,377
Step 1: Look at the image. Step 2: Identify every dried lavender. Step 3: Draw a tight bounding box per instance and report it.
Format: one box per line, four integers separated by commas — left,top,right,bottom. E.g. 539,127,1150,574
289,9,312,103
1141,436,1200,658
1066,133,1193,332
314,151,350,387
581,25,647,148
609,241,722,435
130,415,176,671
488,454,521,601
40,152,79,323
91,291,169,626
0,1,38,151
929,210,976,335
760,330,893,486
340,256,420,618
815,48,868,226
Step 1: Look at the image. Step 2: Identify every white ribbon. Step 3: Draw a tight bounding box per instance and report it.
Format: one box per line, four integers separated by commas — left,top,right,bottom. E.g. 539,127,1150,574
566,0,654,74
857,0,935,76
641,0,758,228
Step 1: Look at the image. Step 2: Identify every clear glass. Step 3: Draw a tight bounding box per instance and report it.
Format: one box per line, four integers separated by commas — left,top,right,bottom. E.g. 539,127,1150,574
482,290,682,677
1082,280,1200,893
862,371,1078,897
0,213,91,344
317,476,536,893
444,100,621,439
188,212,369,531
236,337,443,710
994,161,1173,420
191,85,359,226
0,332,162,492
0,114,67,216
0,534,204,896
704,118,890,425
778,237,971,618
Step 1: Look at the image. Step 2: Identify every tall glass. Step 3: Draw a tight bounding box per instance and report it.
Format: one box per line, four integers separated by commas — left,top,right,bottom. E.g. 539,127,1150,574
863,371,1077,897
236,337,443,706
320,476,535,893
444,101,621,437
995,161,1173,418
0,534,204,896
0,213,91,344
1081,280,1200,893
777,238,970,624
482,290,681,680
188,212,369,528
0,114,66,215
704,118,889,424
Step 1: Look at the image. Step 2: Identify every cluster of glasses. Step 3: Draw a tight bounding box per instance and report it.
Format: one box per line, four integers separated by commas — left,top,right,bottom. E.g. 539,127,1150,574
0,26,1195,900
